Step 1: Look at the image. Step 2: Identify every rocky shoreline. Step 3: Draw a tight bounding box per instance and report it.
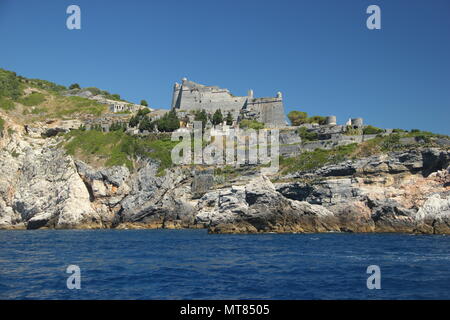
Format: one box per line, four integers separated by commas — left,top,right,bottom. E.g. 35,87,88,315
0,131,449,234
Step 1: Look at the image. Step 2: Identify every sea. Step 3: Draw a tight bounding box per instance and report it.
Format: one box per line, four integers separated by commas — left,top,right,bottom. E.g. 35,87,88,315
0,229,449,300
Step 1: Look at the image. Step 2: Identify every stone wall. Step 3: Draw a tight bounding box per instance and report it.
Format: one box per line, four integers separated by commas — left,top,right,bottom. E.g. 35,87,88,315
171,78,286,126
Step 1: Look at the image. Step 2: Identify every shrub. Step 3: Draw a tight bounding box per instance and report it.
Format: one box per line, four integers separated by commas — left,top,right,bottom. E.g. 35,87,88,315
0,68,22,100
280,143,358,173
307,116,327,125
29,79,66,92
129,116,139,128
139,116,153,132
297,127,318,141
137,108,150,117
344,125,362,136
69,83,81,90
239,119,265,130
63,130,178,173
363,125,384,135
288,110,308,126
85,87,102,96
155,109,180,132
0,117,4,132
140,100,148,107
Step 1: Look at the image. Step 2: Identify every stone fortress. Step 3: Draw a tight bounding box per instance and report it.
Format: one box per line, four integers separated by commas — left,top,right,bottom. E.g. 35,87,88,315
171,78,286,127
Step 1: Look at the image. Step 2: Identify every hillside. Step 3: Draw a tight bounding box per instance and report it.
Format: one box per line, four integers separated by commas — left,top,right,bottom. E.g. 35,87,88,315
0,68,449,233
0,68,142,124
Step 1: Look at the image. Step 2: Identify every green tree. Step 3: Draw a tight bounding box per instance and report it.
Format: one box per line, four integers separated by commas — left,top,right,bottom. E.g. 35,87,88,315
287,110,308,126
308,116,327,125
140,100,148,107
69,83,81,90
212,109,223,125
225,111,233,125
363,125,384,135
194,109,208,128
137,108,150,117
157,109,180,132
139,116,153,132
129,116,139,128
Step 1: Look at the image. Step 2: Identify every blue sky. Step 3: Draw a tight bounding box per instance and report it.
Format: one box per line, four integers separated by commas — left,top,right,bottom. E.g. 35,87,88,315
0,0,449,134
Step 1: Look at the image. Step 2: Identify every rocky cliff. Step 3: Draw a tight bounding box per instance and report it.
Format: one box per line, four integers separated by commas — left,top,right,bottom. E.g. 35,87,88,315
0,127,449,234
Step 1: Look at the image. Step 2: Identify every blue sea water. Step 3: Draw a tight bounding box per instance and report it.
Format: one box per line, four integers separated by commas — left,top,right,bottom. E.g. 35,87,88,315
0,229,449,300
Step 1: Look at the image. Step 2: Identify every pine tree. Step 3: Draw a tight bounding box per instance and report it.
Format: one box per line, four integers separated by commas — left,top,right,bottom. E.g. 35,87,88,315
212,109,223,125
225,111,233,125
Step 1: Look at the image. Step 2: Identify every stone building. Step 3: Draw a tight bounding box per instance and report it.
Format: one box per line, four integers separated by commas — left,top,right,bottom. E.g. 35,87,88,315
171,78,286,127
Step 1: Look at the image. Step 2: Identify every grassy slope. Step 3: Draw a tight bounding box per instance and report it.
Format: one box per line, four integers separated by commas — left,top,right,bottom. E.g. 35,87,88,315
62,129,178,174
280,132,450,175
0,68,109,122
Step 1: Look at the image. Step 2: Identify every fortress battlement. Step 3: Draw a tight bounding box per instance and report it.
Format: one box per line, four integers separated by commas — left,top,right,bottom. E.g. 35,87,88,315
171,78,286,127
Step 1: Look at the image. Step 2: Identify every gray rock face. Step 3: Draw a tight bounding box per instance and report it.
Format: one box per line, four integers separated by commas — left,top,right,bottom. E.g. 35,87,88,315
1,128,449,234
196,176,339,233
0,136,100,229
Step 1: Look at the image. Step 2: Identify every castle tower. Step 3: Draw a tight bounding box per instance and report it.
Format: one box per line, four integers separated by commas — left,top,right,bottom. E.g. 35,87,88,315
171,82,181,109
326,116,337,125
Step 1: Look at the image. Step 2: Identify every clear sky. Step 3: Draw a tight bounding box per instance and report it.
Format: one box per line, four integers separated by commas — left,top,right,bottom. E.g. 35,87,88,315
0,0,449,134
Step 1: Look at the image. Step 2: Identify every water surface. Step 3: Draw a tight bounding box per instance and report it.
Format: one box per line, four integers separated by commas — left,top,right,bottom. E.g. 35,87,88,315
0,229,449,299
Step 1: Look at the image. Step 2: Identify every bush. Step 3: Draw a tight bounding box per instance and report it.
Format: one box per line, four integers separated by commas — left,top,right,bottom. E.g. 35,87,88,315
363,125,384,135
0,117,4,132
297,127,318,141
85,87,102,96
344,126,362,136
140,100,148,107
129,116,139,128
307,116,327,125
239,119,265,130
139,116,153,132
288,110,308,126
29,79,66,92
280,143,358,173
110,122,127,132
63,130,178,173
137,108,150,117
0,69,22,100
155,109,180,132
69,83,80,90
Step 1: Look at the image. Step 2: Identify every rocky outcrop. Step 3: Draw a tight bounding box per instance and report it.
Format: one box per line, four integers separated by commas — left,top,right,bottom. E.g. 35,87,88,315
196,175,340,233
1,127,449,234
0,133,195,230
0,134,101,229
275,149,450,234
